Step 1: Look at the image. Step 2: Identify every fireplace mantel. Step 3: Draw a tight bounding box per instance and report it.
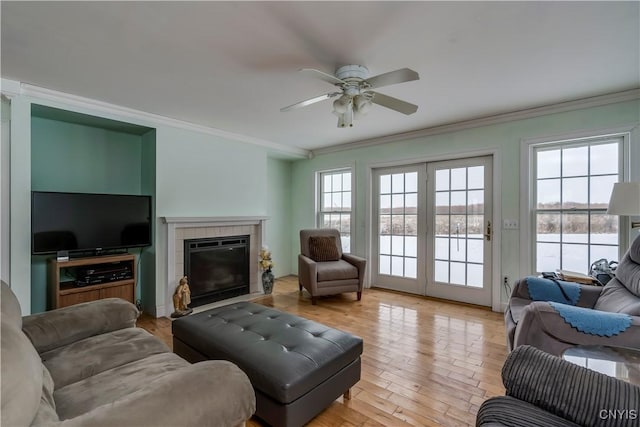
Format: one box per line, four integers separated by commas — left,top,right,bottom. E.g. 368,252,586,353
162,216,268,317
164,216,269,225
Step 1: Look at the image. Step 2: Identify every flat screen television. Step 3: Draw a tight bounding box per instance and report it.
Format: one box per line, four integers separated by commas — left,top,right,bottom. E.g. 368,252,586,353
31,191,152,255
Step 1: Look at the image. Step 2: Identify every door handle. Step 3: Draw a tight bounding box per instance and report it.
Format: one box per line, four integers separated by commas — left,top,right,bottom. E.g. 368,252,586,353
484,220,492,241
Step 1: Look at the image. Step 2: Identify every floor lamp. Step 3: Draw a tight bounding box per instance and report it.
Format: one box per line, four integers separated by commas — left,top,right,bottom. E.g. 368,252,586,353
607,182,640,251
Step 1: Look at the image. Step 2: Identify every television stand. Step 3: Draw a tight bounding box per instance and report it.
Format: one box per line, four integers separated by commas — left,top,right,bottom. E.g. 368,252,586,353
48,253,137,309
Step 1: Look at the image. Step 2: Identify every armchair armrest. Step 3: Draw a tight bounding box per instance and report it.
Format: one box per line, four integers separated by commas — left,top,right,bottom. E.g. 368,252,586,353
22,298,139,354
514,302,640,355
502,345,640,427
298,254,318,293
511,277,602,308
59,360,256,427
342,253,367,290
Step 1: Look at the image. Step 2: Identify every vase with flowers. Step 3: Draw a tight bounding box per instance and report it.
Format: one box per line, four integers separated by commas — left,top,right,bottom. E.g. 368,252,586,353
259,246,274,295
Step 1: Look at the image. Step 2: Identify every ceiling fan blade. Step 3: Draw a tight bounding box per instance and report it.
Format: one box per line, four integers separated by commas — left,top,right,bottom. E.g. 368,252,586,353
365,68,419,90
370,92,418,115
280,92,339,112
300,68,347,86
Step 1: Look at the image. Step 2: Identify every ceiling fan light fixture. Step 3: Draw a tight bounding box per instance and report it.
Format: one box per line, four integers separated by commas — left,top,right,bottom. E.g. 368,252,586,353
353,94,372,117
332,94,351,115
281,65,420,128
338,102,354,128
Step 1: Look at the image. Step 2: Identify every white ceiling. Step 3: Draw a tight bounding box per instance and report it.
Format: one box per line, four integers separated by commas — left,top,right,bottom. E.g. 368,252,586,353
2,1,639,152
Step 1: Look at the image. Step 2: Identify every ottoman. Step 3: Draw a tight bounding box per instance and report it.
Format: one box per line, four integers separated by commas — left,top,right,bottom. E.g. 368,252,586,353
172,302,363,427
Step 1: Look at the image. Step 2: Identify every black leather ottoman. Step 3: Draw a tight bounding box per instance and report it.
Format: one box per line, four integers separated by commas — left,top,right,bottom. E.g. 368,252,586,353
172,302,363,427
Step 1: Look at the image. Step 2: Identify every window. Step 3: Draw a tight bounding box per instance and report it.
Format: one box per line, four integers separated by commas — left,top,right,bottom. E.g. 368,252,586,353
533,136,622,274
318,169,352,252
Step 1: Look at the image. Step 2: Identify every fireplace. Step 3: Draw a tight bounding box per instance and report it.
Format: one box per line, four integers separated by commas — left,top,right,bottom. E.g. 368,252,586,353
184,235,250,307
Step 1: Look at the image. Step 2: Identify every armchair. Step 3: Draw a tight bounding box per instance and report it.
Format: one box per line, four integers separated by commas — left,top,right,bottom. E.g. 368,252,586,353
477,345,640,427
505,234,640,356
298,228,367,305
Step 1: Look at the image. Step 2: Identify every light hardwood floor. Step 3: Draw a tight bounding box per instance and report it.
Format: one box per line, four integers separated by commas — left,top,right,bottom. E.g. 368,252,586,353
137,276,507,426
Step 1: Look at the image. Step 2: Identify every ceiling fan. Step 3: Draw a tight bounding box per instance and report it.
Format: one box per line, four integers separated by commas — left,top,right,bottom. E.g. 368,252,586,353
280,65,420,128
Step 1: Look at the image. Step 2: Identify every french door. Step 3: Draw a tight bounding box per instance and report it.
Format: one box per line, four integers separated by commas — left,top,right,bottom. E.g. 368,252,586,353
372,156,493,306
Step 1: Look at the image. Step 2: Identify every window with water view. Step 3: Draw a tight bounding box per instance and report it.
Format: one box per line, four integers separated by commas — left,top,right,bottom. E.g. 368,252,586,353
318,169,352,252
534,137,622,274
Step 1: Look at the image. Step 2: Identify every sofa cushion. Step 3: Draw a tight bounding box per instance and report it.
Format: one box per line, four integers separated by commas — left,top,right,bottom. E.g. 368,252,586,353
316,260,359,281
1,281,22,328
1,321,43,427
54,352,190,420
22,298,139,354
614,236,640,297
41,327,170,389
507,297,531,324
31,365,60,426
594,278,640,316
477,396,581,427
309,235,340,262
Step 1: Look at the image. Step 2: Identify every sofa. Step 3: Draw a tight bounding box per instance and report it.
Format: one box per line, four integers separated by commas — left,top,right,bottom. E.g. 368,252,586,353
0,281,255,427
477,345,640,427
505,234,640,356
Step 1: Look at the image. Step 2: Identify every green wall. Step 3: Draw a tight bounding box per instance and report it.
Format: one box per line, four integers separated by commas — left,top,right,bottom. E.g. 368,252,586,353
289,99,640,306
31,117,142,194
31,117,143,193
154,126,267,217
8,84,636,315
139,130,157,314
152,126,272,315
1,97,10,284
267,158,293,276
29,116,146,313
11,96,292,315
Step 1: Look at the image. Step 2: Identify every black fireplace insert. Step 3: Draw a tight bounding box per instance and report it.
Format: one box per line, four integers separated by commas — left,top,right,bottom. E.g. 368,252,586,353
184,235,250,307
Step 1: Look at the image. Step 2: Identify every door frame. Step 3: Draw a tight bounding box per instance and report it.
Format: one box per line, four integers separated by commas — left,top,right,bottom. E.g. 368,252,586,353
371,164,427,295
425,156,493,306
365,148,503,312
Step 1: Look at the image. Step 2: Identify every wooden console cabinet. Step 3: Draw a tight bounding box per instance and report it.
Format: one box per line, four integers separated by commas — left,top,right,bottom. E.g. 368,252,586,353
48,254,136,309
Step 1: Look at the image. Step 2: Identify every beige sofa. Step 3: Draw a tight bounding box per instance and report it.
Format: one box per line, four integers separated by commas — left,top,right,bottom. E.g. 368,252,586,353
1,281,255,427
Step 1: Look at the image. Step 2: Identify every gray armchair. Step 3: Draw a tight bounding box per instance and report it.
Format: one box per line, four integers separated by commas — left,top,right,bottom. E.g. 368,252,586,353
505,234,640,356
477,345,640,427
298,229,366,305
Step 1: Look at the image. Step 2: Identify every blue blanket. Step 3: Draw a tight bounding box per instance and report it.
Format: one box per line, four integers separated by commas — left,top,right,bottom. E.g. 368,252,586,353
526,276,581,305
549,302,632,337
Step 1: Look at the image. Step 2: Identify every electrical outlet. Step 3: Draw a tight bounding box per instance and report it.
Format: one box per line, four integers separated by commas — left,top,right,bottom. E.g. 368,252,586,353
503,219,519,230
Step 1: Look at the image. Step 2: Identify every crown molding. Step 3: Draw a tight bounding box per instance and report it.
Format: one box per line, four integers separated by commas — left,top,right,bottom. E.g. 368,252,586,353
310,88,640,157
0,79,21,98
0,78,308,158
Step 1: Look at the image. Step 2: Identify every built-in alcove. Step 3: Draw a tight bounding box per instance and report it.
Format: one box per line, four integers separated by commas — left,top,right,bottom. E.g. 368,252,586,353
30,104,157,314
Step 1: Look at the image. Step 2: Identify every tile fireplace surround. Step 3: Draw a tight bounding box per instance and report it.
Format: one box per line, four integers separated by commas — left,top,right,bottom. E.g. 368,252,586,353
162,216,268,318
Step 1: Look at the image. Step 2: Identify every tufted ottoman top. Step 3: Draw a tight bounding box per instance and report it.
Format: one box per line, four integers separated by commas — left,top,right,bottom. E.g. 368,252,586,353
172,302,363,404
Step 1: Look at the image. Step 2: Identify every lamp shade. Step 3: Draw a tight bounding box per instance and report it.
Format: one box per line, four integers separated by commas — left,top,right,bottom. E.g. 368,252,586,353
607,182,640,215
332,95,351,115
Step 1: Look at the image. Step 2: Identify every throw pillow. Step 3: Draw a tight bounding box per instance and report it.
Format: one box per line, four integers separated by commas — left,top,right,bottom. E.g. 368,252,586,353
309,236,340,262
